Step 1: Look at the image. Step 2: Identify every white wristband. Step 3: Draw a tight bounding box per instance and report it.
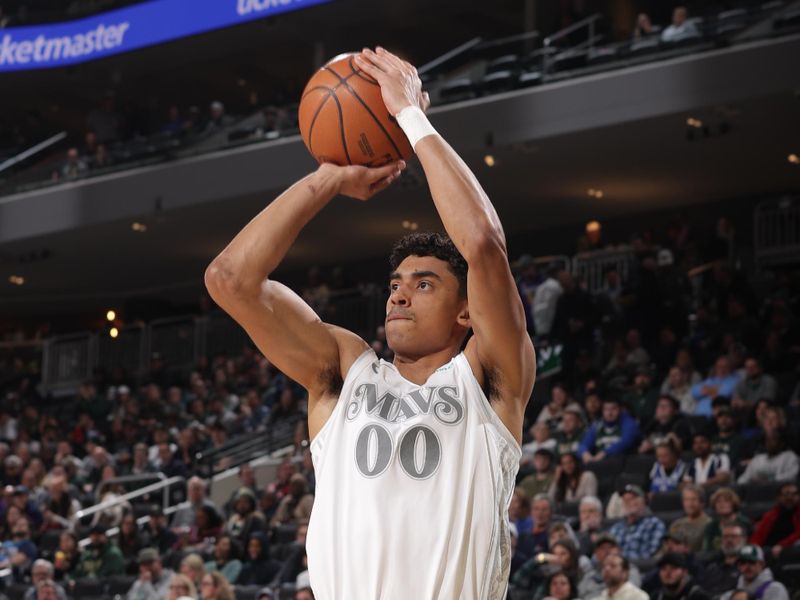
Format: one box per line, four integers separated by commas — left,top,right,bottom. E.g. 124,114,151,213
396,105,437,151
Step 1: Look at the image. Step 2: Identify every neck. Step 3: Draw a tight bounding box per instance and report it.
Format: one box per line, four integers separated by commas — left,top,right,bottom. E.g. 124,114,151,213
608,581,625,595
392,345,461,385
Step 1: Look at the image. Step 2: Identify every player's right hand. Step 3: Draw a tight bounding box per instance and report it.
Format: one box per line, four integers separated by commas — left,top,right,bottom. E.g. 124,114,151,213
320,160,406,201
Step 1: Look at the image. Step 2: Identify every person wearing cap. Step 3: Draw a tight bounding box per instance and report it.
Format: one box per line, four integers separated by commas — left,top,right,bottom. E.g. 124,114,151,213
579,397,640,463
684,431,731,488
652,553,710,600
145,505,178,555
691,356,740,417
639,395,691,454
10,484,44,530
578,533,642,599
697,522,746,597
737,430,799,485
595,554,648,600
74,524,125,578
750,482,800,559
256,587,275,600
126,547,174,600
270,473,314,528
519,447,556,499
720,545,789,600
609,484,666,560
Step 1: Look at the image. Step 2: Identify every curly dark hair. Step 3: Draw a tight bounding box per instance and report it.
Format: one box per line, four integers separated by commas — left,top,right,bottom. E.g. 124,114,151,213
389,232,468,297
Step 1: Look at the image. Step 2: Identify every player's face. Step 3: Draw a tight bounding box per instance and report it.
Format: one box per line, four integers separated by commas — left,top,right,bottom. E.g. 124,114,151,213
386,255,468,358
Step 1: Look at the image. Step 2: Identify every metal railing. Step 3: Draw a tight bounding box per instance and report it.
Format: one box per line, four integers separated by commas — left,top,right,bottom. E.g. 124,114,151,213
72,474,185,526
572,247,638,294
754,196,800,269
542,13,603,76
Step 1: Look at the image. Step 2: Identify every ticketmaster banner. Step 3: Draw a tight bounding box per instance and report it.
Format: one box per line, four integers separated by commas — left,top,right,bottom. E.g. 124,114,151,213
0,0,331,72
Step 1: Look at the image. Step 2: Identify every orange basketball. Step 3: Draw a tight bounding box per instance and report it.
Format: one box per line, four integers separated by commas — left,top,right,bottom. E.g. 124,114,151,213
298,53,412,167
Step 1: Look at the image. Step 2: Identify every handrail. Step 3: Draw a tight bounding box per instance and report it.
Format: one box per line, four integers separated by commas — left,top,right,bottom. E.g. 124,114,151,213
0,131,67,174
418,37,483,76
72,475,185,524
474,30,541,50
78,501,189,548
95,472,167,501
542,13,603,77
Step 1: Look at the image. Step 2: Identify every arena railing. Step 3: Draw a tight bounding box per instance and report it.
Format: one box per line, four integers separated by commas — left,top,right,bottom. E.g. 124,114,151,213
754,196,800,269
571,246,638,294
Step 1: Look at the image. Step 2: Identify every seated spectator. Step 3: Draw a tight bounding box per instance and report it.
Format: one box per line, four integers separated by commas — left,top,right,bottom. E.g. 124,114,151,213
75,524,125,578
40,475,81,530
128,443,154,476
117,513,147,573
661,367,696,415
517,494,555,558
295,588,314,600
23,559,67,600
204,534,242,584
270,474,314,528
1,515,38,580
181,505,223,555
522,423,558,463
750,482,800,559
60,148,87,180
166,573,197,600
583,387,603,424
732,357,776,410
171,476,216,532
178,553,205,592
596,554,648,600
199,570,235,600
633,13,659,38
549,452,598,504
691,356,740,416
225,487,265,546
720,545,790,600
661,6,701,43
685,431,731,487
536,383,583,431
579,397,640,462
738,430,799,484
554,408,585,456
236,532,281,586
143,506,178,556
704,488,751,551
698,523,747,597
579,533,642,598
609,485,666,560
639,395,691,454
532,268,566,338
519,449,556,499
652,552,710,600
711,407,744,466
623,365,659,424
509,488,533,535
52,531,79,580
126,547,174,600
511,538,583,595
649,434,689,493
29,580,60,600
576,496,604,556
668,485,711,553
543,569,579,600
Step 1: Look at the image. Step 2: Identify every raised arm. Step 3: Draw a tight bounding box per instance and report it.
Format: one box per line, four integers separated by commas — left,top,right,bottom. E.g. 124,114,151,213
355,48,535,441
204,161,404,405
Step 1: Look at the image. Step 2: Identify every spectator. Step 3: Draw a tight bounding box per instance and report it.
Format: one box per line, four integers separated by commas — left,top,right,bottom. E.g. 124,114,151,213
633,13,658,38
668,485,711,553
225,487,266,546
199,571,235,600
270,473,313,528
549,452,598,504
703,488,751,551
59,148,87,180
685,431,731,487
737,430,799,484
609,484,666,560
236,532,281,586
698,523,747,597
171,476,216,531
204,534,242,584
536,383,583,431
143,506,178,556
750,482,800,559
732,357,777,410
519,448,557,499
30,581,59,600
720,545,789,600
639,395,691,454
75,524,125,578
510,488,533,535
691,356,740,416
649,435,689,493
1,515,37,579
711,407,744,467
23,560,67,600
128,443,154,476
555,408,585,456
117,513,147,572
552,271,599,373
579,397,640,462
576,496,604,556
522,423,558,463
517,494,554,557
52,531,79,579
596,554,648,600
181,505,222,555
295,588,314,600
652,552,710,600
661,367,696,415
40,475,80,530
166,573,197,600
126,547,174,600
178,553,205,592
532,268,566,338
205,101,233,133
543,569,578,600
661,6,701,43
511,538,582,595
255,587,276,600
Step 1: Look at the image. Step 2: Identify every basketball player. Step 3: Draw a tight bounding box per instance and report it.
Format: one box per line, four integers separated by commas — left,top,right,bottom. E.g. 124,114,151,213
205,47,535,599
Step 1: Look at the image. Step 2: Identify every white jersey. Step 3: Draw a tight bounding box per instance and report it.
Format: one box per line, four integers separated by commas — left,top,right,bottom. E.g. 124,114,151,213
307,349,521,600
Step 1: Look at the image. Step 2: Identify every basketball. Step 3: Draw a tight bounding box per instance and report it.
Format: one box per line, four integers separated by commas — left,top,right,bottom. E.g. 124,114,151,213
298,53,413,167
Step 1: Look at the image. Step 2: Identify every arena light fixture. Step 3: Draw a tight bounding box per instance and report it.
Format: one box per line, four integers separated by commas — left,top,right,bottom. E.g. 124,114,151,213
109,327,119,339
106,310,116,321
587,189,604,199
401,220,419,231
789,153,799,164
484,155,496,167
131,222,147,232
686,117,703,128
9,275,25,285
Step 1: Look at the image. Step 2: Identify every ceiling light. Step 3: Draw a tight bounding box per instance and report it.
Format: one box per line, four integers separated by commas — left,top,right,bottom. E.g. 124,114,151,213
106,310,116,321
131,222,147,232
686,117,703,128
484,155,495,167
9,275,24,285
109,327,119,339
789,153,799,164
585,220,601,233
587,189,604,198
401,220,419,230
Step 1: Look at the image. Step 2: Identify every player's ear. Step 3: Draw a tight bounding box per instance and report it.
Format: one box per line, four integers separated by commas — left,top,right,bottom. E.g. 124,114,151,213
456,303,470,328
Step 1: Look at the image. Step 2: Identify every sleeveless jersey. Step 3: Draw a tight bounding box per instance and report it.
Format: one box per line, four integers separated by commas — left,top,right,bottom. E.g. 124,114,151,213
306,349,521,600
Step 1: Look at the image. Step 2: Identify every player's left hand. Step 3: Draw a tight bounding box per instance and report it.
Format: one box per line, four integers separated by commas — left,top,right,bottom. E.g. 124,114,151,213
354,47,430,117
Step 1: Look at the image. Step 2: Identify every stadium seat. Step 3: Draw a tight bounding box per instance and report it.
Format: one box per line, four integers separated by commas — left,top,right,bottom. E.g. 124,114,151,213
743,502,773,523
587,45,621,65
438,77,477,103
629,37,661,54
4,584,28,600
73,578,106,597
741,481,782,503
486,54,520,75
654,510,685,526
273,524,298,545
107,575,137,596
774,7,800,29
551,49,588,72
235,584,263,599
715,8,750,35
625,455,655,476
650,491,682,512
517,70,543,88
685,415,711,435
585,456,626,499
558,501,580,519
480,71,517,95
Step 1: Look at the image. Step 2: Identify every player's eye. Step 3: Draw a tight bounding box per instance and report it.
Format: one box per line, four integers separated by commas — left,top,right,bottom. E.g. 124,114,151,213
419,281,431,289
389,282,399,291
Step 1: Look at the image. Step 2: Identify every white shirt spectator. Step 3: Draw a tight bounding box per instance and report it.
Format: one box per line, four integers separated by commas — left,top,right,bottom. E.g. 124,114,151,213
661,18,701,42
532,276,563,336
738,449,799,484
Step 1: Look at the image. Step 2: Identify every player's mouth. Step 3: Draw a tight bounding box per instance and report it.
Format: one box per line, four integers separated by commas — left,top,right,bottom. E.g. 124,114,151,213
387,311,412,322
